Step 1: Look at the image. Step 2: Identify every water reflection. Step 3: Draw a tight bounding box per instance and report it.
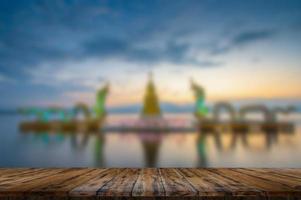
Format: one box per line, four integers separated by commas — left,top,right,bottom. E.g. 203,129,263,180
93,134,105,167
19,119,296,167
140,133,162,167
198,130,282,153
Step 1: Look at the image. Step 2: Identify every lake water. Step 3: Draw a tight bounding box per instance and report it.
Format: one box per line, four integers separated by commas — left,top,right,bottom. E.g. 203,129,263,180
1,113,301,167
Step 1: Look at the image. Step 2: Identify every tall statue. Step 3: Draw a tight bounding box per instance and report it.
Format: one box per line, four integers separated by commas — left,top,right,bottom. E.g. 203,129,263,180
141,73,161,117
94,83,109,119
191,79,208,118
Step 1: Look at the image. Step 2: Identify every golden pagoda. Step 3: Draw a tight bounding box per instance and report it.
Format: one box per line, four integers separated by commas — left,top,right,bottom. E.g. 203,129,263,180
141,73,161,117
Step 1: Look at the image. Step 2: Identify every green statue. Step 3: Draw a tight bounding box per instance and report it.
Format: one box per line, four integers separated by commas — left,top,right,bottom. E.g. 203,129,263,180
20,84,109,122
191,79,208,118
94,83,109,118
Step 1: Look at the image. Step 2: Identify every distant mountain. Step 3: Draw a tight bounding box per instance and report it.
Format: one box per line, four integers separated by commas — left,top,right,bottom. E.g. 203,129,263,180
0,109,18,115
1,99,301,115
160,102,194,113
108,104,141,113
107,100,301,114
108,102,194,114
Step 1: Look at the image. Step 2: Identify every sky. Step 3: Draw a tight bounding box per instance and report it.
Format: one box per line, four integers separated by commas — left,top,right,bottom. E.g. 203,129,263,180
0,0,301,108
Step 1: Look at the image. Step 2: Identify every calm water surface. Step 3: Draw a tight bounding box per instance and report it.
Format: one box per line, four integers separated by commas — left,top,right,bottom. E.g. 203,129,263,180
0,114,301,167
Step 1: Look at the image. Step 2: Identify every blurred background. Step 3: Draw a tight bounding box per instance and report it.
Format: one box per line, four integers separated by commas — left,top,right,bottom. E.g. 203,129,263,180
0,0,301,167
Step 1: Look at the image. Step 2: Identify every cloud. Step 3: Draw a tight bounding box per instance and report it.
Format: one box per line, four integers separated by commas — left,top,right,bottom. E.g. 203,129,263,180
0,74,15,83
83,37,128,57
82,37,221,67
26,58,142,90
0,0,298,85
27,60,104,89
0,0,233,81
232,30,275,45
211,30,276,55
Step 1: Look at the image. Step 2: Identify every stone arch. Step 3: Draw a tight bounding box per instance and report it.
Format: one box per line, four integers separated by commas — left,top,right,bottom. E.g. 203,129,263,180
272,106,295,118
239,105,273,122
212,102,236,122
72,103,91,121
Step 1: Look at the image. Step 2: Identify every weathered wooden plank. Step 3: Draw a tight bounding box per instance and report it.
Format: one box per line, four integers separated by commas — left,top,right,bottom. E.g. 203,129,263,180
28,168,101,196
247,168,301,181
0,169,88,195
70,168,121,197
132,168,165,197
177,168,227,197
0,169,63,190
180,169,261,196
0,168,23,176
268,168,301,179
235,168,301,189
0,168,300,200
215,169,300,196
159,168,197,197
0,168,46,179
97,168,140,197
0,168,39,183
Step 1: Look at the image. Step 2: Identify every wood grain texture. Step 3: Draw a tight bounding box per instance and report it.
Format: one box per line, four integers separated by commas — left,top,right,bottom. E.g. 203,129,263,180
70,168,121,197
0,168,300,199
132,168,165,197
97,168,140,197
159,168,197,197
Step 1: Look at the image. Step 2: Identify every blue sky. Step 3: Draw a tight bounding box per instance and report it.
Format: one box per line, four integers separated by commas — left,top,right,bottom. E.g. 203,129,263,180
0,0,301,108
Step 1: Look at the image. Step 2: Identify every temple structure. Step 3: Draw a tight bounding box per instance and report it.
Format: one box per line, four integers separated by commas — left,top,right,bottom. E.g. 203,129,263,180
141,73,161,117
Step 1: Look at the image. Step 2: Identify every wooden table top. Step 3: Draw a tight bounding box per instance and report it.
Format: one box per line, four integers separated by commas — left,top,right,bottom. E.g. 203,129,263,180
0,168,300,199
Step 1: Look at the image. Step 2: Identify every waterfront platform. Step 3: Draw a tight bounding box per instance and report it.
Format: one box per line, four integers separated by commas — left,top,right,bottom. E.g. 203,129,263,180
19,120,294,133
0,168,300,199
